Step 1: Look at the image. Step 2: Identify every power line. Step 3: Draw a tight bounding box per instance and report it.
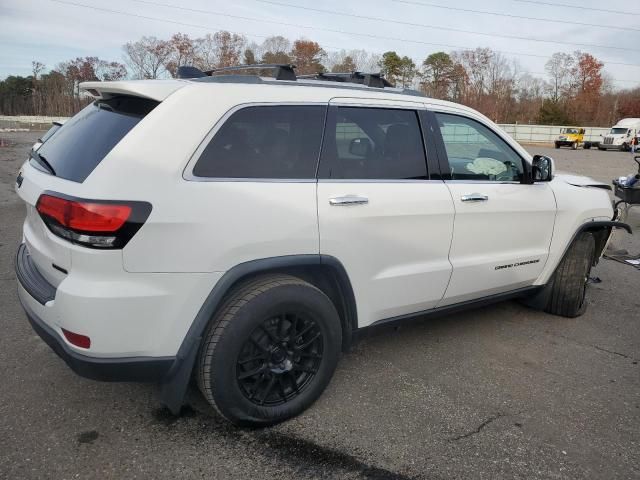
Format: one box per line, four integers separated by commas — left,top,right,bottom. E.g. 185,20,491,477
49,0,278,42
393,0,640,33
513,0,640,17
47,0,639,86
250,0,640,52
123,0,640,69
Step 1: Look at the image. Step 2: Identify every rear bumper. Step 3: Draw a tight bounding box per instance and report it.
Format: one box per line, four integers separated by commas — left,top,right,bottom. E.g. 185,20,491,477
15,242,177,382
19,295,174,382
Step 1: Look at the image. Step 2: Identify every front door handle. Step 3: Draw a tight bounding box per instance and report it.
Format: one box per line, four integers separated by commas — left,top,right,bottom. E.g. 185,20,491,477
461,193,489,202
329,195,369,206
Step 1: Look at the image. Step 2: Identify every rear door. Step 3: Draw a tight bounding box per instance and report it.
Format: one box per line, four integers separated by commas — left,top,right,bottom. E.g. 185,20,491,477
431,111,556,306
317,99,455,327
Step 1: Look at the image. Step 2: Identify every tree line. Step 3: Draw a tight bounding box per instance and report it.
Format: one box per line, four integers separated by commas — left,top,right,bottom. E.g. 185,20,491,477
1,30,639,126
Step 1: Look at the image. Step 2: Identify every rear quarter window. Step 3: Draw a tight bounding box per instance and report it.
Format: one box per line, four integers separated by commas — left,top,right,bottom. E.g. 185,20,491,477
192,105,326,179
35,96,158,183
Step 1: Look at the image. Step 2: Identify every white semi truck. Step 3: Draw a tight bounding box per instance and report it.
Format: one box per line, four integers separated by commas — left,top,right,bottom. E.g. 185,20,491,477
594,118,640,151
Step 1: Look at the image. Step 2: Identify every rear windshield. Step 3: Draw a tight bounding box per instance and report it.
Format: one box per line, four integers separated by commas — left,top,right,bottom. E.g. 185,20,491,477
38,122,62,144
34,96,158,182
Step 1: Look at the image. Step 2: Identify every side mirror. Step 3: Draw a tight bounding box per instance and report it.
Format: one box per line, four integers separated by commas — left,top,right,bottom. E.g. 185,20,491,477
348,137,372,157
532,155,553,182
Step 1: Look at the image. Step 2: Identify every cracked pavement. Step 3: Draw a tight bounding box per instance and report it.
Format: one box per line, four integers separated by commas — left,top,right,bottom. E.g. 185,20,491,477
0,132,639,479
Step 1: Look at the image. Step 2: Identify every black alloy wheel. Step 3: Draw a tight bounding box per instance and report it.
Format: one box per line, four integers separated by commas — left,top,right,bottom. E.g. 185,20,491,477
236,313,323,406
196,274,342,426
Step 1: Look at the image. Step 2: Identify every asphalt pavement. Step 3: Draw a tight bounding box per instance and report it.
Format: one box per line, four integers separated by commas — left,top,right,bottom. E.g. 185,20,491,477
0,132,638,479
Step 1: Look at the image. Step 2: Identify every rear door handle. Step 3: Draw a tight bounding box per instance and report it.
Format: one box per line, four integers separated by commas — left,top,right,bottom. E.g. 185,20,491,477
329,195,369,206
460,193,489,202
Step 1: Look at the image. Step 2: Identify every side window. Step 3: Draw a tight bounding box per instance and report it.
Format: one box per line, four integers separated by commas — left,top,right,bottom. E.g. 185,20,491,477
320,107,427,180
435,113,524,182
193,105,325,179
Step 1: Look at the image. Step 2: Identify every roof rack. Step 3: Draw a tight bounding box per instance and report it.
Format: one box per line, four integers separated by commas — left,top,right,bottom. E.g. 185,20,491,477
177,64,297,81
297,72,393,89
176,64,425,98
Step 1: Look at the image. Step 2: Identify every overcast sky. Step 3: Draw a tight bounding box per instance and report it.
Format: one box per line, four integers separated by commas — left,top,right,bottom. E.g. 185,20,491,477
1,0,639,88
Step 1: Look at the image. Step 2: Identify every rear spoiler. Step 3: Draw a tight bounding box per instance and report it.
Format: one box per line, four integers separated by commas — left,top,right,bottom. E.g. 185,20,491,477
80,80,187,102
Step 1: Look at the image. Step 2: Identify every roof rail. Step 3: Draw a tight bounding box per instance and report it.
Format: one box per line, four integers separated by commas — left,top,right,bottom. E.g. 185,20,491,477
177,64,297,81
298,72,393,89
176,64,426,97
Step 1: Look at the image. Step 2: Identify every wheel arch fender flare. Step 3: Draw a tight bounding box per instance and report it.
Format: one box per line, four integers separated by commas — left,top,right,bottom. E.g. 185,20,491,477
568,220,632,265
524,220,631,312
158,254,357,413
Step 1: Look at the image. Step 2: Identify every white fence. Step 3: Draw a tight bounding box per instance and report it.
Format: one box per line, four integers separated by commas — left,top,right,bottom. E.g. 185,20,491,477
0,115,69,131
0,115,69,124
498,124,610,143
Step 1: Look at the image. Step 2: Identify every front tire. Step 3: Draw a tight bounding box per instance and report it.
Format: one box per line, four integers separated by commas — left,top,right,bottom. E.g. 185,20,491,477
197,274,342,427
571,141,578,150
544,232,596,317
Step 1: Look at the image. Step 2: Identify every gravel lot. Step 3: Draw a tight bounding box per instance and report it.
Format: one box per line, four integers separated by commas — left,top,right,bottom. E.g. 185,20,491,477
1,131,638,479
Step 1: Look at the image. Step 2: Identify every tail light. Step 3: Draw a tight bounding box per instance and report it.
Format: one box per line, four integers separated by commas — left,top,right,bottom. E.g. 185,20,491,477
36,193,151,249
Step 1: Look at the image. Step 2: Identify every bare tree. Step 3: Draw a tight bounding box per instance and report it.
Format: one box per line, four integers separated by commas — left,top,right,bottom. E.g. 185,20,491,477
195,32,246,70
123,36,171,79
452,48,492,99
196,34,218,71
31,61,45,80
96,61,127,81
259,36,291,60
164,33,199,77
214,31,246,68
545,52,573,102
255,36,292,65
349,50,381,72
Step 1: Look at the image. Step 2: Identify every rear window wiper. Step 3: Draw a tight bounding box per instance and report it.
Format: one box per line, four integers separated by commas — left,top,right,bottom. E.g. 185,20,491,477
30,150,56,176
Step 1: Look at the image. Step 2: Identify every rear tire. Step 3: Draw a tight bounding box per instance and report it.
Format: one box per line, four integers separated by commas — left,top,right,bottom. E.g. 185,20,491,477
571,141,578,150
544,232,596,318
196,274,342,427
554,142,560,149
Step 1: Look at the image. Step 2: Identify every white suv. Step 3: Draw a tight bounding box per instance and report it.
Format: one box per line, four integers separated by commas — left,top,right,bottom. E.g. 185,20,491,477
14,66,630,426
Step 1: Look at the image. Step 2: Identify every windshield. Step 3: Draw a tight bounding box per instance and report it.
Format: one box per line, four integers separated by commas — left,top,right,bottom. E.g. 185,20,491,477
610,128,629,135
562,128,579,134
34,96,158,182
